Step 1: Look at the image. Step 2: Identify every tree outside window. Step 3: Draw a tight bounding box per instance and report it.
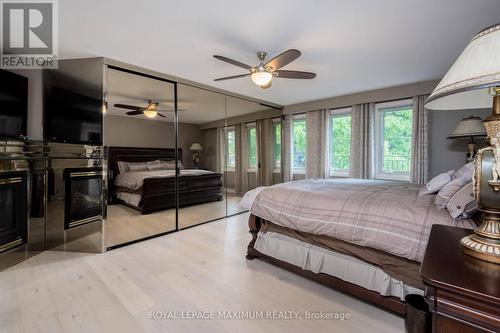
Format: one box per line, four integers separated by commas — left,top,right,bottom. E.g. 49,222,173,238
330,113,351,176
292,118,307,171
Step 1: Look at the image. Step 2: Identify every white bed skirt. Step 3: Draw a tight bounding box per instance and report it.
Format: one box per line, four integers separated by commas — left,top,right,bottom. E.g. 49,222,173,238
254,231,422,301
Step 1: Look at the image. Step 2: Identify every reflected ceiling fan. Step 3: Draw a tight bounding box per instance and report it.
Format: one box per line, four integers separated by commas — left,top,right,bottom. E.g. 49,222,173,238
114,100,182,118
213,49,316,89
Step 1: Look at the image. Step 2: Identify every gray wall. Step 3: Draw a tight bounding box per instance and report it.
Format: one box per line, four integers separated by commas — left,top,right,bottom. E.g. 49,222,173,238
104,115,203,168
429,108,491,177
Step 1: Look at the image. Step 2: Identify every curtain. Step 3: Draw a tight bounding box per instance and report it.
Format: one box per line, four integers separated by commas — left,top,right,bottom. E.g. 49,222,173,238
411,95,430,184
257,118,274,186
282,115,293,182
350,103,374,179
306,110,329,178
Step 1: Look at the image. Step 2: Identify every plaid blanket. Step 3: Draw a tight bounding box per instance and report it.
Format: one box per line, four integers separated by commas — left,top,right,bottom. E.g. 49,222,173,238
115,169,215,190
250,179,475,262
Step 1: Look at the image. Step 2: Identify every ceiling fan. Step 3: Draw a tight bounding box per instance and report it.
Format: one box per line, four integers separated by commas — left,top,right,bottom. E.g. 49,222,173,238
213,49,316,89
113,100,180,118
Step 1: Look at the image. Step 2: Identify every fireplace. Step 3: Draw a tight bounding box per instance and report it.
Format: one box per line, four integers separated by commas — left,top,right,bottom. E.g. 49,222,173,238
63,167,102,229
0,171,27,253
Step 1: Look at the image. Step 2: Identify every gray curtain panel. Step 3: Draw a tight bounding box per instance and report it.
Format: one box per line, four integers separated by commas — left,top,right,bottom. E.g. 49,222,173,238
306,110,329,178
350,103,374,179
282,115,293,182
410,95,430,184
257,118,275,186
239,124,249,193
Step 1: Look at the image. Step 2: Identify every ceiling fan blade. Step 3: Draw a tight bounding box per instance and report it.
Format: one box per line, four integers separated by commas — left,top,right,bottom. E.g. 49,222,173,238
274,70,316,79
126,111,144,116
157,109,187,112
213,55,253,70
114,104,143,111
214,73,250,81
265,49,301,71
157,113,166,118
260,81,272,90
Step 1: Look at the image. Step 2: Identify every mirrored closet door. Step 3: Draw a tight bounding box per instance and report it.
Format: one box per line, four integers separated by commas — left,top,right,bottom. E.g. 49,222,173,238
177,84,227,228
104,67,177,248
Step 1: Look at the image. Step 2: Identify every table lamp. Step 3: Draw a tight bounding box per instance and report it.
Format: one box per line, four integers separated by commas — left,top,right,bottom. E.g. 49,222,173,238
448,116,487,162
425,23,500,264
189,143,203,168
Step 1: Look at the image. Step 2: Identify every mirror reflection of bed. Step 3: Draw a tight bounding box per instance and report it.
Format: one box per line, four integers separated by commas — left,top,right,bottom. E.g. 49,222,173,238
104,68,283,248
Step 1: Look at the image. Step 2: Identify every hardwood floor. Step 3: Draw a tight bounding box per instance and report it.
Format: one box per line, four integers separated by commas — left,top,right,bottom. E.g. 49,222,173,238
0,213,405,333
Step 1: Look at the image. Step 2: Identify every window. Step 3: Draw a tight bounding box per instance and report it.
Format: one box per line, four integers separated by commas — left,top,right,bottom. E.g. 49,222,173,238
273,119,281,171
247,123,257,171
329,108,352,177
374,100,413,181
292,115,307,173
225,128,235,170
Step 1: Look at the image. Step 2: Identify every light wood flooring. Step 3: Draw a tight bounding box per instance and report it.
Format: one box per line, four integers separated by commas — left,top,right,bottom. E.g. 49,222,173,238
0,213,405,333
106,193,245,247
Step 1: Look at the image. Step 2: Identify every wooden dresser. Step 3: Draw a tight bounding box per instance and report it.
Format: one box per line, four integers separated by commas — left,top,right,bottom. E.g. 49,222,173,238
420,225,500,332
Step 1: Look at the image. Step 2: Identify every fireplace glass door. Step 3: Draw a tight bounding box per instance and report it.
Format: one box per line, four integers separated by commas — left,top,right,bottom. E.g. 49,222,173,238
64,167,103,229
0,172,27,253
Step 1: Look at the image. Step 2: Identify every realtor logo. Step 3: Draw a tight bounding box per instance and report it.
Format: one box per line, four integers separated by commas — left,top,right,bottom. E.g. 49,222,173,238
1,0,58,68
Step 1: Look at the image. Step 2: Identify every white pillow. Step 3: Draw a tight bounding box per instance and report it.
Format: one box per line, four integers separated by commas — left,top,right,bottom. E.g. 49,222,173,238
418,170,455,196
453,162,474,181
127,162,148,172
434,176,468,209
447,182,477,219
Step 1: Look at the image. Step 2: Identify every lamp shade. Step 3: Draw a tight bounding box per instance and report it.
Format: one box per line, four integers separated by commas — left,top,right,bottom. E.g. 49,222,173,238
448,116,487,138
189,143,203,151
425,23,500,111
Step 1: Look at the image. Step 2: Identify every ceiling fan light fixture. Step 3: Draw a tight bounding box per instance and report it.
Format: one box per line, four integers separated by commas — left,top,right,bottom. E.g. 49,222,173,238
143,110,158,118
251,71,273,86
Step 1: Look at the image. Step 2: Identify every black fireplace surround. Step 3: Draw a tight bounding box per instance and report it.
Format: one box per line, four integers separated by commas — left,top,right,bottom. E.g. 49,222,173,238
63,167,103,229
0,171,27,253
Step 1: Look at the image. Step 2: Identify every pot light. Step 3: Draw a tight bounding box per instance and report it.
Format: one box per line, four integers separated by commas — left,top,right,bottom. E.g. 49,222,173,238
251,70,272,86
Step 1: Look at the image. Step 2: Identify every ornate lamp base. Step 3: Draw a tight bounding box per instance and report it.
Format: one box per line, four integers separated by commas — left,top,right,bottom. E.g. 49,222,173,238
460,211,500,264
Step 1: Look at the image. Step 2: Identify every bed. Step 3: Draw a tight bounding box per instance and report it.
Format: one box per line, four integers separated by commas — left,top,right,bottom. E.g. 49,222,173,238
243,179,477,315
107,147,223,214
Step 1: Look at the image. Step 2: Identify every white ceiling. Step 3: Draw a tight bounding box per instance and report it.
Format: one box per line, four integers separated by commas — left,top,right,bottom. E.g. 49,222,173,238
59,0,500,106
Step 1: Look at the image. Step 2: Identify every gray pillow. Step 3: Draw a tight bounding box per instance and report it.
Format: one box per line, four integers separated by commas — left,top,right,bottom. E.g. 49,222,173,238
418,170,454,196
434,176,468,209
447,182,477,219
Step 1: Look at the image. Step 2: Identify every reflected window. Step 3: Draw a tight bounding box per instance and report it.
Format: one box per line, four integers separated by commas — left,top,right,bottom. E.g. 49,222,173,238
225,128,236,171
247,123,257,170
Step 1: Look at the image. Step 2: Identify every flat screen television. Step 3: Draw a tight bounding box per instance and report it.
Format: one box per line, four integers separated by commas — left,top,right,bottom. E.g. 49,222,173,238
45,87,102,144
0,70,28,139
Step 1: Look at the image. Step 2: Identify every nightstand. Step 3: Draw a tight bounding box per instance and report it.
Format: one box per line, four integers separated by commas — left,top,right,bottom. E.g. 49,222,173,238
420,225,500,332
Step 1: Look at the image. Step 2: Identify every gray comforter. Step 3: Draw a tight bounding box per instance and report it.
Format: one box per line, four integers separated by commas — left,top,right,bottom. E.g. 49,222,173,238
249,179,475,262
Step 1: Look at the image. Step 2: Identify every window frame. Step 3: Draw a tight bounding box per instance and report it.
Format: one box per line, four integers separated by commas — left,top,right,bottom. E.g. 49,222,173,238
329,107,352,178
246,122,257,173
272,118,282,173
292,114,307,174
374,99,413,181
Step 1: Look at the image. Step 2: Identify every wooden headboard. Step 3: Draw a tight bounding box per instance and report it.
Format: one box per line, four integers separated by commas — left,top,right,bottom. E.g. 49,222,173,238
106,146,182,202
